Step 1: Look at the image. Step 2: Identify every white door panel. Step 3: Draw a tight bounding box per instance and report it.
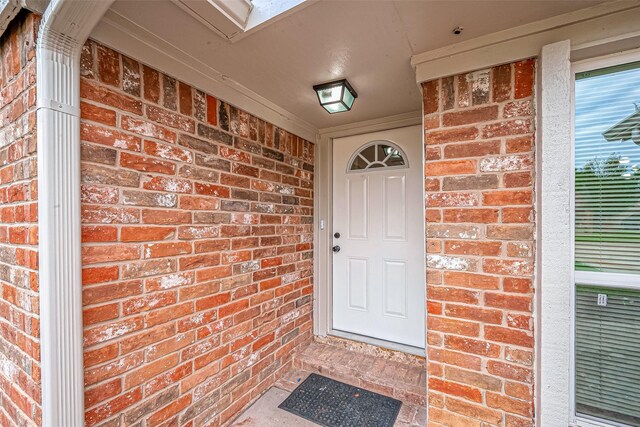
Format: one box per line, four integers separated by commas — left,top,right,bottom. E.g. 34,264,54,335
383,259,407,317
383,175,406,241
347,257,368,310
332,125,425,349
347,176,368,239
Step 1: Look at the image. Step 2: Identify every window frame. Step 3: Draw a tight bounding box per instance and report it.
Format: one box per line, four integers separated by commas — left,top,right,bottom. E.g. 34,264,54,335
571,49,640,427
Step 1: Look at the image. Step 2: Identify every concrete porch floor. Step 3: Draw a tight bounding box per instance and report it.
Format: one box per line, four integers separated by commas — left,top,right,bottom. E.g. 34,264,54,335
229,338,427,427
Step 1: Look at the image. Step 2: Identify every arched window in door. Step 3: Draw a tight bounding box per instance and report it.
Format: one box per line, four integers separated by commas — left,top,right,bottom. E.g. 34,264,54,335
347,141,408,172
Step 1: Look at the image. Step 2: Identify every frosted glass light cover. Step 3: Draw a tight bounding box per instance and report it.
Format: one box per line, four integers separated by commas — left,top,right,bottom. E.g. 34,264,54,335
324,102,348,114
342,88,355,109
318,85,342,104
313,79,358,114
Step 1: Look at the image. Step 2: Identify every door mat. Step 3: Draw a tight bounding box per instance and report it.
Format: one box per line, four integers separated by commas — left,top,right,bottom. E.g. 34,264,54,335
278,373,402,427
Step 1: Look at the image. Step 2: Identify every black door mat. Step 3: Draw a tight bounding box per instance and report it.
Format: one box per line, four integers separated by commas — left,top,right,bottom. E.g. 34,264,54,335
278,373,402,427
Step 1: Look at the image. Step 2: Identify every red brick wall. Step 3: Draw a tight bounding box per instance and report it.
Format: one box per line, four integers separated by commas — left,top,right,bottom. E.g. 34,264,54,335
0,11,41,427
423,60,536,426
79,41,314,426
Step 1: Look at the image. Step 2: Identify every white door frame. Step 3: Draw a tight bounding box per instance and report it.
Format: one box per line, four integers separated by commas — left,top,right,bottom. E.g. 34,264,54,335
313,111,425,356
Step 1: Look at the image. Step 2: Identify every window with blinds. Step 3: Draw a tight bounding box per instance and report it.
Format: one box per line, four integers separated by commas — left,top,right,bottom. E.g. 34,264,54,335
575,61,640,426
575,286,640,426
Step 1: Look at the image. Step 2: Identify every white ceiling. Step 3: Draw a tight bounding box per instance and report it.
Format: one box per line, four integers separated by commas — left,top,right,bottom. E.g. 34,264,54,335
109,0,603,130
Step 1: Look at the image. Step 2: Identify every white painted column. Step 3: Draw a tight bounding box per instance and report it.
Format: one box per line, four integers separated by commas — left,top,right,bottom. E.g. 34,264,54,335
536,39,574,427
36,1,114,425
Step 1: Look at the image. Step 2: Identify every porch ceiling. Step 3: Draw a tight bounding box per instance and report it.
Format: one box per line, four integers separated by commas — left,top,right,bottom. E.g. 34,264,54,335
105,0,602,130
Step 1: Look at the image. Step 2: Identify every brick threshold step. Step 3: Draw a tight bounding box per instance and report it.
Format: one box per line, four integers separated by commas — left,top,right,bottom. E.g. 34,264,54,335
277,337,426,408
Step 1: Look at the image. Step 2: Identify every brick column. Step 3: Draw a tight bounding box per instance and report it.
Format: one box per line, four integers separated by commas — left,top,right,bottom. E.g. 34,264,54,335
0,12,42,427
423,60,536,426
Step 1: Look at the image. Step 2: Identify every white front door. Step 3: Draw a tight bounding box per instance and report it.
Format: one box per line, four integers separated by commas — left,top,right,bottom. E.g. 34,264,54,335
332,125,425,349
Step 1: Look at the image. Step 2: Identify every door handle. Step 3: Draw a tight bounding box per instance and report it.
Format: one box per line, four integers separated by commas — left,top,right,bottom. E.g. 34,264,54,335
332,245,341,253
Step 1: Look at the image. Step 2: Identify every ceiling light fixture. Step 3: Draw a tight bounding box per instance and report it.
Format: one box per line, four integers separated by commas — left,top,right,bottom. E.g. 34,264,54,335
313,79,358,114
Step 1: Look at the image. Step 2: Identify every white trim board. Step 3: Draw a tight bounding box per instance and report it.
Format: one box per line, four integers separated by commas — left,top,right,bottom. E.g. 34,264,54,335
537,39,574,427
412,1,640,83
90,8,319,142
318,110,422,138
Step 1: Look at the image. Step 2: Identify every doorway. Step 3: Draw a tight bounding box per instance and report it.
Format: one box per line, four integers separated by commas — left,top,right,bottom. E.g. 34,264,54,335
330,125,425,351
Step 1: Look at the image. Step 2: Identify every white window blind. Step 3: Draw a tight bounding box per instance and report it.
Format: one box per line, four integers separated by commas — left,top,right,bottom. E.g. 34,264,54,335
575,62,640,275
575,61,640,427
575,286,640,426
